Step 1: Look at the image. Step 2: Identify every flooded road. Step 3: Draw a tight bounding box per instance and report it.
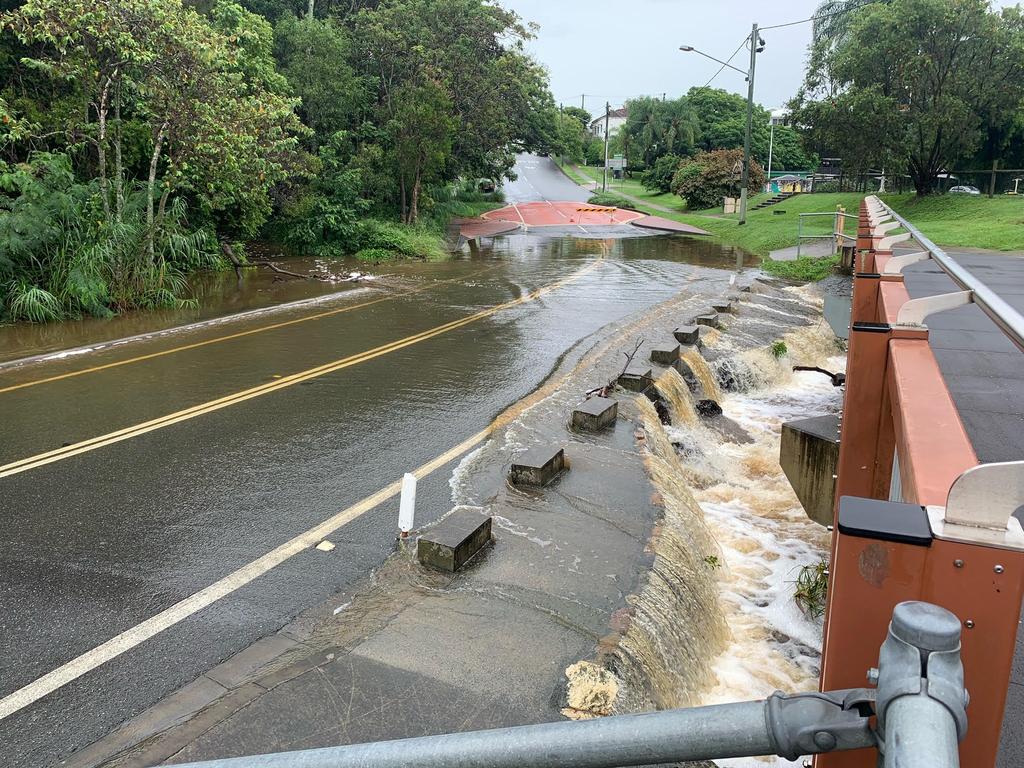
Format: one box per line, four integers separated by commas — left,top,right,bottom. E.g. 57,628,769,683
0,211,758,765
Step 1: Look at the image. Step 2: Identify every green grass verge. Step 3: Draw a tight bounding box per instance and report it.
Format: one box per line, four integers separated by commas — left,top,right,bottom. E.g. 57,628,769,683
590,189,1024,261
762,254,842,281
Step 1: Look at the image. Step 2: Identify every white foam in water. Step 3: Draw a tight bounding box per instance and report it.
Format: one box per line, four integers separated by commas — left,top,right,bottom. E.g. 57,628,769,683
688,347,846,768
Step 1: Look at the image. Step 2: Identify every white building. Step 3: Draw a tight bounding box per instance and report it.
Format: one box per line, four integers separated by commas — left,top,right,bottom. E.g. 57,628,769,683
589,107,628,138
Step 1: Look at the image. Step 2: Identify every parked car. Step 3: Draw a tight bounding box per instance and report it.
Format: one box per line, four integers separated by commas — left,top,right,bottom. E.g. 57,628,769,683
949,185,981,195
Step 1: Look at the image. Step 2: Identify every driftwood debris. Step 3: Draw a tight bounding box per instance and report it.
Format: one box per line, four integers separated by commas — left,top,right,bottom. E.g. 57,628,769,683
219,240,367,283
585,338,645,399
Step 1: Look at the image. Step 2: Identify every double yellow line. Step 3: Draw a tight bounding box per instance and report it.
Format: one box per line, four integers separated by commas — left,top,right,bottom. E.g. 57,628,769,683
0,257,604,479
0,266,507,396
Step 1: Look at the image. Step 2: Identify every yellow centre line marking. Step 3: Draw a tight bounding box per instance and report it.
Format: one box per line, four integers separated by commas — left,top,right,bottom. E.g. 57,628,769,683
0,256,615,720
0,265,507,395
0,258,604,479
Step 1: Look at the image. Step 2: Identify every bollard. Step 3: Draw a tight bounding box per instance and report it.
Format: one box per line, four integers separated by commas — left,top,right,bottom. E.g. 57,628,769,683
398,472,416,537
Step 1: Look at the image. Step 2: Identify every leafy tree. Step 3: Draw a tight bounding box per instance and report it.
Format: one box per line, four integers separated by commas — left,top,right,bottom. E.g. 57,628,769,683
273,15,367,142
672,148,766,210
621,96,698,170
791,0,1024,194
562,106,591,130
641,154,682,193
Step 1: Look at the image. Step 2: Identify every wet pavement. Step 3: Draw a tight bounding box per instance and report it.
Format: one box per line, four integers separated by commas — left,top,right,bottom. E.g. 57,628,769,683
62,273,838,768
0,156,762,766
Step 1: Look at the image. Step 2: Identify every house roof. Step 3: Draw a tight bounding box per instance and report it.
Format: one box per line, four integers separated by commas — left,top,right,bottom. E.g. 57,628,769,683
589,108,628,127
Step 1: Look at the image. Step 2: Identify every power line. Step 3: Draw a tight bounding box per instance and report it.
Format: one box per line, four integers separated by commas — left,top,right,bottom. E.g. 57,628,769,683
698,35,750,89
761,3,863,31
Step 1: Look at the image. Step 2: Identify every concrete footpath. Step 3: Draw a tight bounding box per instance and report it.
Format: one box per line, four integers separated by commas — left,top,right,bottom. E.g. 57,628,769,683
63,274,824,768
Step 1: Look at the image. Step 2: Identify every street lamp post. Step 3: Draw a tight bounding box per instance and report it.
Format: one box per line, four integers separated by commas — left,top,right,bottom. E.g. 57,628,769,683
680,24,764,225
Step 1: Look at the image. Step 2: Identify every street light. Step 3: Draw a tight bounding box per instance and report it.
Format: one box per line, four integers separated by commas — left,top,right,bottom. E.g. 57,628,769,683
680,23,764,225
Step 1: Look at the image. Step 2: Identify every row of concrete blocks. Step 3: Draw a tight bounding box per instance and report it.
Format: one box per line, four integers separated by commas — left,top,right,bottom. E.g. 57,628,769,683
617,295,738,394
417,295,740,573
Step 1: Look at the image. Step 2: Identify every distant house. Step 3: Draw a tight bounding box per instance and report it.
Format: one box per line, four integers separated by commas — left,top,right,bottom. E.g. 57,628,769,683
589,107,628,138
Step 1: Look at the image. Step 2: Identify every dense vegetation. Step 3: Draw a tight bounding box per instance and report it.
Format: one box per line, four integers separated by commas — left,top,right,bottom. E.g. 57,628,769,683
0,0,560,321
554,88,815,208
792,0,1024,195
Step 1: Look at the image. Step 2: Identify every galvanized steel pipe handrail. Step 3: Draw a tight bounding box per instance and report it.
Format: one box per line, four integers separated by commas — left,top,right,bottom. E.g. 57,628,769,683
165,696,872,768
875,198,1024,353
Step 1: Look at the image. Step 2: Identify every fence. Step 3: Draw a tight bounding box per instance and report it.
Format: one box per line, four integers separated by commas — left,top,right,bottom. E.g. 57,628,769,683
818,195,1024,768
807,169,1024,196
796,209,858,258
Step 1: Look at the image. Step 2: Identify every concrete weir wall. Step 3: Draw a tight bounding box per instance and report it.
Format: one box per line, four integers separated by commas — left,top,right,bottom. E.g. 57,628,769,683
779,415,840,527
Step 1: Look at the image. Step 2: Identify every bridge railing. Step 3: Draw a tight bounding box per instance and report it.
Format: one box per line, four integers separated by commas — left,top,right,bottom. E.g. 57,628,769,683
820,195,1024,768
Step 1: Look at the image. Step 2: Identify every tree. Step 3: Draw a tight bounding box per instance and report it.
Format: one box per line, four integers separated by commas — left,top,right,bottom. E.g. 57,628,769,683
621,96,698,170
641,154,682,193
387,81,454,223
792,0,1024,194
273,15,367,142
671,149,766,210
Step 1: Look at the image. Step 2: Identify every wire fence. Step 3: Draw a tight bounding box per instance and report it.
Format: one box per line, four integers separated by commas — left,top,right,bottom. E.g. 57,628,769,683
808,169,1024,196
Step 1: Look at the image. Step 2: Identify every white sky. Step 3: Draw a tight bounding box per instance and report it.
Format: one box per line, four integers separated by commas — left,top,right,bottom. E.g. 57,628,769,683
500,0,1019,113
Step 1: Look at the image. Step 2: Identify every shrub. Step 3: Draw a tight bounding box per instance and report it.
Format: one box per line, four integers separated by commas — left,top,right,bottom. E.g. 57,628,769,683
587,192,634,209
672,149,767,210
770,340,788,358
354,247,398,262
641,154,682,193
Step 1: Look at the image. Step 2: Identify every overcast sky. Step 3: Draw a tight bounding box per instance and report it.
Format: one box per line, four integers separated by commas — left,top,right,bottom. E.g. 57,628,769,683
498,0,828,112
501,0,1021,114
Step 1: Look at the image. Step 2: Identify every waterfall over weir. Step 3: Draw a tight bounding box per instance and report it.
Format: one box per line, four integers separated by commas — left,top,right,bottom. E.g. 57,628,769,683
654,368,697,426
681,348,721,401
605,396,728,712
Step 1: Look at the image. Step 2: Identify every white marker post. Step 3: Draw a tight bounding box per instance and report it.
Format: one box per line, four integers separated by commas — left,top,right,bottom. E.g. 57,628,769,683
398,473,417,537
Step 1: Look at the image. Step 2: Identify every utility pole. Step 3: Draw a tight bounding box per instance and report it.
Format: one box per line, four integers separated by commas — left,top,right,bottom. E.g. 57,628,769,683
581,94,586,111
603,102,610,192
739,22,759,226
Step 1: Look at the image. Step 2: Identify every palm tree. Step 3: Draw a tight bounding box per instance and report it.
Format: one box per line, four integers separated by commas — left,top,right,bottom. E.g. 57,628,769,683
812,0,886,46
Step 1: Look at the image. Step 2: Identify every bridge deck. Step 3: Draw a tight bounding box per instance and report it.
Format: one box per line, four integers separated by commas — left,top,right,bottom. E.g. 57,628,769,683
900,245,1024,768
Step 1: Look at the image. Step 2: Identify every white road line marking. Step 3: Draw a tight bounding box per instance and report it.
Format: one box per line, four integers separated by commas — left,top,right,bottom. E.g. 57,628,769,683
0,429,488,721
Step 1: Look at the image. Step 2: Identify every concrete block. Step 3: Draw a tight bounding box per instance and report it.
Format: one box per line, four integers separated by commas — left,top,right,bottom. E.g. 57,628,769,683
571,397,617,432
649,344,681,366
696,399,722,418
417,510,493,572
711,300,735,314
673,325,700,345
779,415,840,527
694,313,720,328
509,447,566,487
617,365,652,392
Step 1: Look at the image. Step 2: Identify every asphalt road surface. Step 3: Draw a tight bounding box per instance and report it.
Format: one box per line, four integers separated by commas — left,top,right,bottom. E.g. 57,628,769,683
0,154,741,766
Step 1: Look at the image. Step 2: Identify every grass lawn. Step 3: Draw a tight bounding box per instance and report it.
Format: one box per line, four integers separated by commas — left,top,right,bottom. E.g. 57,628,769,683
556,162,1024,258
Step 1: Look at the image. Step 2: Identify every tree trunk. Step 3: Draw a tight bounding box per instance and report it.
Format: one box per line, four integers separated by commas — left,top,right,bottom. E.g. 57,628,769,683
113,77,124,222
399,173,408,224
307,0,314,18
409,167,421,225
97,76,112,219
146,122,168,264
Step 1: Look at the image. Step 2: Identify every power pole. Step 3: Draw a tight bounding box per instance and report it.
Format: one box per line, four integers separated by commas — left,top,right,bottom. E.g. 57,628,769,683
739,22,759,226
581,94,586,111
603,101,610,193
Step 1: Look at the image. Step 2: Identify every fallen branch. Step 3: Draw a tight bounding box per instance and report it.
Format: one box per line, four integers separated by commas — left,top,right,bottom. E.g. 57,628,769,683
249,259,326,281
585,338,645,398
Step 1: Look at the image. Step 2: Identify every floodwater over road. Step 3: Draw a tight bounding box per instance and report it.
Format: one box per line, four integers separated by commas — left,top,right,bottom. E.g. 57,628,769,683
0,228,758,766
